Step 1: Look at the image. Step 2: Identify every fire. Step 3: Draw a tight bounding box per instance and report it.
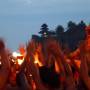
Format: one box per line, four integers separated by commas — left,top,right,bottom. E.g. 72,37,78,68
34,53,43,67
12,52,24,65
55,61,60,73
12,50,43,66
75,60,81,68
18,44,26,57
12,52,21,57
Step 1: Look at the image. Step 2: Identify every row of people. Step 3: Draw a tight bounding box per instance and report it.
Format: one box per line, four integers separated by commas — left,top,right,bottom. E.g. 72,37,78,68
0,37,90,90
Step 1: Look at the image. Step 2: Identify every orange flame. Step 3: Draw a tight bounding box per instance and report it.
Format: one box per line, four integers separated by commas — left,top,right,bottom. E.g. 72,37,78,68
34,52,43,67
12,52,24,65
75,60,81,68
19,44,26,57
55,61,60,73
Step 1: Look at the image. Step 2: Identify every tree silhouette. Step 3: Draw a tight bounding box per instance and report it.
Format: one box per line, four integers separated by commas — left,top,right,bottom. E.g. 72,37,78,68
56,25,64,35
31,21,87,52
55,25,65,49
67,21,77,32
78,20,86,30
77,20,86,40
39,23,49,37
65,21,86,51
55,25,64,42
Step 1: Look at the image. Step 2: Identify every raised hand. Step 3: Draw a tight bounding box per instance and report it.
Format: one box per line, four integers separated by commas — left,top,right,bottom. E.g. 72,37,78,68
79,40,90,90
26,39,37,56
35,43,45,66
46,39,61,56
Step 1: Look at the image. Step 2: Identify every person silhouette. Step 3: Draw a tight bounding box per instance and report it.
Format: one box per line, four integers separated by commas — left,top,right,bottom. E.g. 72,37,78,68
0,39,10,90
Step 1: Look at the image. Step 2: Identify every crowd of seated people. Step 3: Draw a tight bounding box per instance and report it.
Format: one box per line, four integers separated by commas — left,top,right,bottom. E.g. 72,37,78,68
0,37,90,90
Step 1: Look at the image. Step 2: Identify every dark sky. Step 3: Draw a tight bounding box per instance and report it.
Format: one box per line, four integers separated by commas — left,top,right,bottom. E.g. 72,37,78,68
0,0,90,51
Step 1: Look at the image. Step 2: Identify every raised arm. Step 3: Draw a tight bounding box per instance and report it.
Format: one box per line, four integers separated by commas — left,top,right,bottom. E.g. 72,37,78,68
22,40,47,90
79,40,90,90
46,39,76,90
0,39,10,89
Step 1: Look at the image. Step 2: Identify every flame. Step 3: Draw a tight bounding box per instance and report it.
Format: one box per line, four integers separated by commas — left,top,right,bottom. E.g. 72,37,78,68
55,61,60,73
18,45,26,56
67,59,81,68
75,60,81,68
18,59,24,65
12,52,24,65
0,61,2,65
34,53,43,67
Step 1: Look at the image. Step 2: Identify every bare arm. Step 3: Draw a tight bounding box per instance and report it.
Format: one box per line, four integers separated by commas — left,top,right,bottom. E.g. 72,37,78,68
79,41,90,90
46,40,76,90
21,40,47,90
0,49,10,89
